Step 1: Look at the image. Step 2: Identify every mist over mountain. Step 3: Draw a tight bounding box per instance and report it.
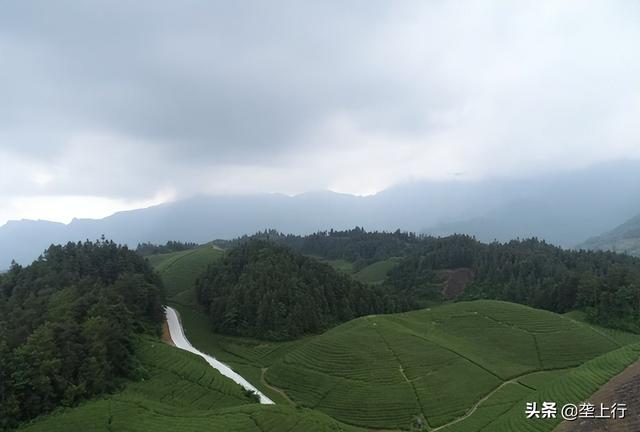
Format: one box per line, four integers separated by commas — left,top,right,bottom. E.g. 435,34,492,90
2,160,640,269
579,213,640,256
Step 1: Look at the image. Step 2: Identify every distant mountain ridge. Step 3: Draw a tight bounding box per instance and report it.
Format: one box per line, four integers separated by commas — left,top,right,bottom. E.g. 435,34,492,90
3,160,640,269
579,214,640,256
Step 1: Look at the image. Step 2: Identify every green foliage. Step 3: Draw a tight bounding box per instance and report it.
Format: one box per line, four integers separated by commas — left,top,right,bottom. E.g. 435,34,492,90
0,240,164,429
135,240,199,256
385,235,640,332
151,246,223,300
352,257,402,285
219,230,640,334
263,300,638,430
172,300,639,431
215,227,424,268
316,259,355,274
169,303,304,405
436,382,533,432
441,342,640,432
21,403,362,432
195,240,397,340
19,338,361,432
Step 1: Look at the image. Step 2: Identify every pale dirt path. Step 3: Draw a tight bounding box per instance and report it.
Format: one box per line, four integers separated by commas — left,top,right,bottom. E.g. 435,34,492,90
430,377,522,432
164,306,275,404
260,367,296,405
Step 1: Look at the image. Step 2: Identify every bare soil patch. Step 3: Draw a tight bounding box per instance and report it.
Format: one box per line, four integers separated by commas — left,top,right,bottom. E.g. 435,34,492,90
554,360,640,432
162,318,175,346
439,268,474,299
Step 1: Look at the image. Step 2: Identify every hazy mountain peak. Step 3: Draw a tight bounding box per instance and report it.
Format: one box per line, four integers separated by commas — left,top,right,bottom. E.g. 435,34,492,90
3,160,640,269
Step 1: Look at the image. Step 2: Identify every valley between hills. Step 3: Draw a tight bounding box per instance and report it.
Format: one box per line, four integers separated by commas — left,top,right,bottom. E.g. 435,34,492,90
5,231,640,432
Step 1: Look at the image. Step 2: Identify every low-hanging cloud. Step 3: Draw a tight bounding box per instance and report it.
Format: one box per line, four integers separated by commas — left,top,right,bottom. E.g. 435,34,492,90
1,0,640,224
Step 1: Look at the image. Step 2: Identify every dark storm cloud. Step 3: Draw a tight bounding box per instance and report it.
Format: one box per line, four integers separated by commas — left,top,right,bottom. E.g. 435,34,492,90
0,1,403,163
1,0,640,224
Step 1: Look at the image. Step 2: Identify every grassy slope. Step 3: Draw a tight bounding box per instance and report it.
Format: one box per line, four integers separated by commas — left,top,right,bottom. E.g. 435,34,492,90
170,303,304,405
149,246,309,405
150,245,223,301
563,310,640,346
315,258,355,274
20,338,362,432
171,299,640,431
264,300,640,430
149,248,640,431
148,244,304,405
441,342,640,432
352,257,402,285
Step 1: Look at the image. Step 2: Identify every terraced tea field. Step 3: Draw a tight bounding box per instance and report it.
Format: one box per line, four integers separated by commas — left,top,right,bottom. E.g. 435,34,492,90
151,250,640,432
170,303,305,405
442,343,640,432
150,245,223,301
554,357,640,432
263,301,640,430
20,338,361,432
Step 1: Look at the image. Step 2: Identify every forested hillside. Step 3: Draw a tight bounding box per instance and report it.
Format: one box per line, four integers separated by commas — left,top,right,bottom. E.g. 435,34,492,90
136,240,199,256
387,235,640,332
196,240,398,340
218,230,640,334
214,227,423,270
0,240,164,430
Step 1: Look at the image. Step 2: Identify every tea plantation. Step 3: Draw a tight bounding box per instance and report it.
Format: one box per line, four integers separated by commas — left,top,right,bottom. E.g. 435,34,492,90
263,301,639,430
143,246,640,432
149,245,223,300
19,338,361,432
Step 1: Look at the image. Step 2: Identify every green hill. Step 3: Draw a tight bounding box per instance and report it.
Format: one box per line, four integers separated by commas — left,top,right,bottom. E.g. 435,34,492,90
265,300,639,429
195,240,394,340
19,338,361,432
352,257,402,284
0,241,164,428
439,341,640,432
315,258,355,274
149,245,224,302
219,232,640,333
171,300,640,431
147,236,640,431
18,242,363,432
580,213,640,256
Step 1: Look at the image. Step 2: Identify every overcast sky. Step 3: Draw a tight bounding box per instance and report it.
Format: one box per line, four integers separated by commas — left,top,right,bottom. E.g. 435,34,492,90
1,1,640,225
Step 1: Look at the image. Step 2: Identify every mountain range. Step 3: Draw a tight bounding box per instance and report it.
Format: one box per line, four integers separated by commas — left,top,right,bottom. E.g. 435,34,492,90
2,159,640,269
580,214,640,256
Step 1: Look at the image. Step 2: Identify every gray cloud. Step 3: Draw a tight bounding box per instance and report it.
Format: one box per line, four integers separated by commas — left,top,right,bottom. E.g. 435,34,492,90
1,1,640,223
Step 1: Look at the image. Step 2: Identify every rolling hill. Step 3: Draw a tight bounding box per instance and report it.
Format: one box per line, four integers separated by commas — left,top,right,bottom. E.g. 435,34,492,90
142,239,640,431
580,213,640,256
351,257,402,285
170,299,640,432
265,300,638,429
149,244,224,301
195,240,393,340
18,243,362,432
19,338,361,432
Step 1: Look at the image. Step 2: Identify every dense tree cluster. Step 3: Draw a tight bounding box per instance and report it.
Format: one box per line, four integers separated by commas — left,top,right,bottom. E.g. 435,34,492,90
0,240,164,430
215,230,640,334
387,235,640,332
214,228,423,270
196,240,396,340
135,240,199,256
